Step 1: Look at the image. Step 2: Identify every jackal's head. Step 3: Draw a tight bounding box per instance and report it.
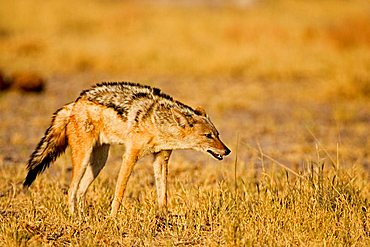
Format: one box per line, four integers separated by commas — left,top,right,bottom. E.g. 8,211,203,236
165,106,231,160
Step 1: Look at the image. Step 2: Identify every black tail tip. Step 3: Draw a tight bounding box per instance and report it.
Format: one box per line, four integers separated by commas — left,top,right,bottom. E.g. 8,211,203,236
23,172,36,188
23,180,32,188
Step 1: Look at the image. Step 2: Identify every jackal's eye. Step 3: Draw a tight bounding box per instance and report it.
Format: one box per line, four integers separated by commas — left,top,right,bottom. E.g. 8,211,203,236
205,133,213,139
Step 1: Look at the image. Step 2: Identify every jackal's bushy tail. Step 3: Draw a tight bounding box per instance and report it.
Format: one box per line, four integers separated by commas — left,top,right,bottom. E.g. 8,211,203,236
23,103,73,187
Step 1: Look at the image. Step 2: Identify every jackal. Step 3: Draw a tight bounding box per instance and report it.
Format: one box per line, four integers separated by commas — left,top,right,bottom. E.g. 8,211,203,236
23,82,230,216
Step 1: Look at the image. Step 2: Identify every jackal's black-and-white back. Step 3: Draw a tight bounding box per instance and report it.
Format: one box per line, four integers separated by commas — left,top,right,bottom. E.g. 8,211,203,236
78,82,197,123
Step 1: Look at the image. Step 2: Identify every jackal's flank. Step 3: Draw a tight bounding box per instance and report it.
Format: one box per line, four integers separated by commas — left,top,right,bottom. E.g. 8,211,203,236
23,82,231,216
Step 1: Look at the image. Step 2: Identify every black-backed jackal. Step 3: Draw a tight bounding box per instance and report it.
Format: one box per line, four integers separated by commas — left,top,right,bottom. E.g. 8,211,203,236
23,82,230,216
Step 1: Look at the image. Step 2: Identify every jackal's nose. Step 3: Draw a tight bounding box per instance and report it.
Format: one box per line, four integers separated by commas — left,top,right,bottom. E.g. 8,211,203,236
224,147,231,156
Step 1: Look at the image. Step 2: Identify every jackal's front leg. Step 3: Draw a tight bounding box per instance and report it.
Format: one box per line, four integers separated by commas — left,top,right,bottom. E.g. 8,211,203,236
110,148,139,217
153,150,172,211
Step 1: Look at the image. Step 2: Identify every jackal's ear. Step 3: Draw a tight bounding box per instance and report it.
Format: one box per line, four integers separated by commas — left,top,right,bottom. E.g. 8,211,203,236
171,108,189,128
194,106,207,117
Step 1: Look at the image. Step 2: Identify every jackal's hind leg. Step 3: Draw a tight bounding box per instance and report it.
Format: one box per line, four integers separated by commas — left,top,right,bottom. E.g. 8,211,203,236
76,144,110,213
68,144,93,216
153,150,172,212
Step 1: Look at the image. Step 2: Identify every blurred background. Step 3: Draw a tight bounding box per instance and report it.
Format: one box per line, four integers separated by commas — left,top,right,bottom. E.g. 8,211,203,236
0,0,369,170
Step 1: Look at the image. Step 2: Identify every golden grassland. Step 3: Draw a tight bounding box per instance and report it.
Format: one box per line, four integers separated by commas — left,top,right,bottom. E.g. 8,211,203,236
1,149,370,245
1,0,370,245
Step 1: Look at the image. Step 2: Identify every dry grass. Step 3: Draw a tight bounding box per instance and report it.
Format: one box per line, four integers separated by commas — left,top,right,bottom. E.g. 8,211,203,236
1,0,370,246
1,147,370,245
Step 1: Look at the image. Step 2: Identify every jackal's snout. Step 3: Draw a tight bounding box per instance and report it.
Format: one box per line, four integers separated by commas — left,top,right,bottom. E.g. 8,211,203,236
224,146,231,156
207,141,231,161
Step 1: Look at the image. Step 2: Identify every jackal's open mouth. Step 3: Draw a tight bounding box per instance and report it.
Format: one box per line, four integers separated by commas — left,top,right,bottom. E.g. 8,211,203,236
207,150,223,160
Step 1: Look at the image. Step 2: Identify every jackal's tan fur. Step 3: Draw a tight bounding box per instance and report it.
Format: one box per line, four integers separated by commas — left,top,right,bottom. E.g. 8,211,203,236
24,82,230,216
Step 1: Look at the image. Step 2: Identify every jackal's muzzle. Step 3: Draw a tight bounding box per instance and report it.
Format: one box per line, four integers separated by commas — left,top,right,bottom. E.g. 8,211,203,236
207,146,231,160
